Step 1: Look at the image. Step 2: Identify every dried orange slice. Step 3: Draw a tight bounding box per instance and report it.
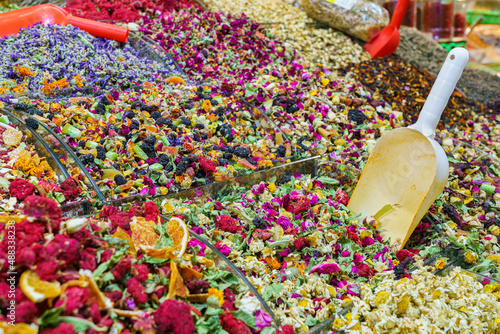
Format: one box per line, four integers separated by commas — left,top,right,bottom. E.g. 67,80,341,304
167,217,188,258
166,76,186,86
112,227,137,257
130,217,160,251
79,269,113,310
179,265,203,280
167,262,188,299
20,270,61,303
0,321,36,334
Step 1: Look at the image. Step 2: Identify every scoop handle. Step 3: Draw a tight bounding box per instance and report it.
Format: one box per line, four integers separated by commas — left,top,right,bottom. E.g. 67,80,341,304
409,48,469,138
391,0,410,29
68,16,129,43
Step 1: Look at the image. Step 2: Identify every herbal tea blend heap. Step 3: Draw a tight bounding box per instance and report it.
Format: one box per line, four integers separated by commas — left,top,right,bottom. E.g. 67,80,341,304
12,82,302,200
0,23,174,95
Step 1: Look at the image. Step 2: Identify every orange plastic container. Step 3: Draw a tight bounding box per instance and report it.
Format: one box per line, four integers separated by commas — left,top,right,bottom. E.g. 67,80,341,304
0,4,129,42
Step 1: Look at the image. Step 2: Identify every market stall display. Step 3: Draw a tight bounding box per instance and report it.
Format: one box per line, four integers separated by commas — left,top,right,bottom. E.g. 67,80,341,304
1,0,500,332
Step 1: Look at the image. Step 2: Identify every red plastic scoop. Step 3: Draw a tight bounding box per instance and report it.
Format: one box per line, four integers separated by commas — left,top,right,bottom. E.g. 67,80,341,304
0,4,128,43
364,0,409,58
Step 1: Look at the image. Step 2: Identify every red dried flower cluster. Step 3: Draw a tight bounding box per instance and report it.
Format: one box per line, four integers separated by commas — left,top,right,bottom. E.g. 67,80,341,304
99,201,160,233
216,215,238,233
396,249,418,262
219,312,252,334
334,188,349,206
60,177,83,201
23,195,62,233
9,178,35,200
153,299,196,334
40,322,76,334
65,0,199,23
283,194,310,214
277,325,295,334
198,156,216,174
356,263,376,278
293,237,309,251
127,278,148,304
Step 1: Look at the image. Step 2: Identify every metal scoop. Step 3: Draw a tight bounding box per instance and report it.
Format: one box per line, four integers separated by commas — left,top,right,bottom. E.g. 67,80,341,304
348,48,469,248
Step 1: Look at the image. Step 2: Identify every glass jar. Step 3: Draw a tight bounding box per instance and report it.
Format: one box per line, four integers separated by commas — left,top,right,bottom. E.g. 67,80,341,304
453,0,467,37
422,0,454,39
416,0,425,29
382,0,417,27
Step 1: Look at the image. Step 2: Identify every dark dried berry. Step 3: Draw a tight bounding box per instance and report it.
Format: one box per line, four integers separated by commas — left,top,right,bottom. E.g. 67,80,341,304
277,175,292,185
14,103,29,110
114,174,127,186
158,154,169,167
125,111,135,119
25,117,39,130
195,169,206,178
181,117,191,126
112,163,120,170
156,117,168,126
223,153,233,160
129,120,140,130
348,109,367,124
164,164,173,173
100,96,110,105
46,113,54,121
286,105,299,114
96,146,106,160
196,123,205,129
150,111,162,120
131,101,142,110
144,135,157,146
210,99,219,106
276,145,286,157
95,105,105,115
252,216,267,229
176,162,187,176
78,141,86,148
234,147,250,158
218,158,230,166
80,154,95,165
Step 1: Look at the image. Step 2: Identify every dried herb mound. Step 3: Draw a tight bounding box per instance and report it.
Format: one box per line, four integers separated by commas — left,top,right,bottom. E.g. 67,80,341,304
341,55,482,129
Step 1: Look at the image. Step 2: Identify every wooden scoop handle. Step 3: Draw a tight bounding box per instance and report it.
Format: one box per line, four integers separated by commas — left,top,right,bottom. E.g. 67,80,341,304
409,48,469,138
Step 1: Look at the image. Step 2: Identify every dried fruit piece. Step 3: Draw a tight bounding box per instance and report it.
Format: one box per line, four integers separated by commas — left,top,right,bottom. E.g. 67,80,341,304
167,217,189,258
130,216,160,251
20,270,62,303
2,128,23,147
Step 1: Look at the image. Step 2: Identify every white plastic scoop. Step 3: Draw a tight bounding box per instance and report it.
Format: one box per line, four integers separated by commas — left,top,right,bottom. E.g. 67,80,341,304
348,48,469,248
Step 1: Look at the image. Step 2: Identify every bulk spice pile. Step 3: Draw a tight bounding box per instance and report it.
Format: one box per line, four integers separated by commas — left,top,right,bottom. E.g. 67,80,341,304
1,0,500,333
11,81,301,201
0,24,175,95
